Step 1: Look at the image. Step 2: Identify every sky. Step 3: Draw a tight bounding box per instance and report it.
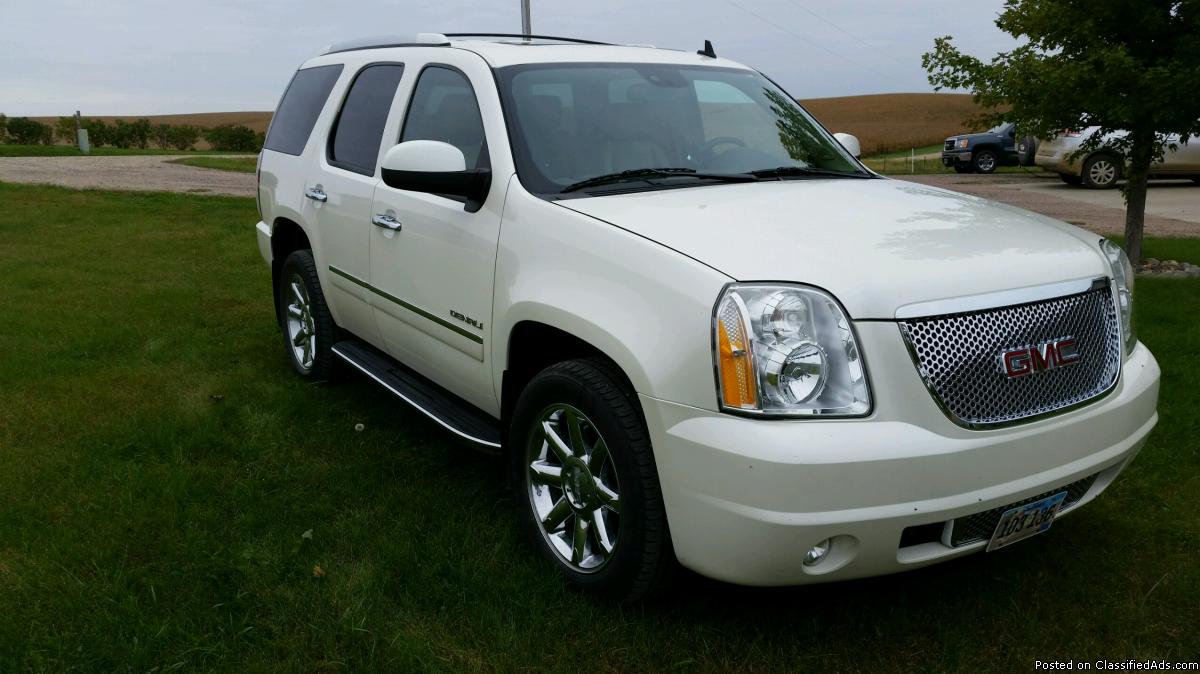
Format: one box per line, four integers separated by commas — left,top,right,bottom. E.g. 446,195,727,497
0,0,1019,117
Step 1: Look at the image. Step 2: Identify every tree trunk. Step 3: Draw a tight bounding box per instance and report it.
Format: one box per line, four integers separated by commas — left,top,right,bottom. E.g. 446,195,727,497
1122,126,1156,266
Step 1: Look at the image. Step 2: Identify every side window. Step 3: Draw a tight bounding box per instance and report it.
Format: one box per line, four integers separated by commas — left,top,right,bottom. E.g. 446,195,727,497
400,67,488,169
329,64,406,175
265,64,343,156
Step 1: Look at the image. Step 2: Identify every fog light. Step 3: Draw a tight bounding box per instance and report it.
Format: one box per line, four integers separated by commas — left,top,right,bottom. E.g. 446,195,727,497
803,538,832,567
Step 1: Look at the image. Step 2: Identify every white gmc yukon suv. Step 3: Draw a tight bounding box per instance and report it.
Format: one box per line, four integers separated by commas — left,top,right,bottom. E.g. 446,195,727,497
255,33,1160,601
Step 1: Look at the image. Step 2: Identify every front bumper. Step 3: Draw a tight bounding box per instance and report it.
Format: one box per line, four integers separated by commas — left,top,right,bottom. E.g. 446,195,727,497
255,220,272,265
640,323,1159,586
941,151,972,166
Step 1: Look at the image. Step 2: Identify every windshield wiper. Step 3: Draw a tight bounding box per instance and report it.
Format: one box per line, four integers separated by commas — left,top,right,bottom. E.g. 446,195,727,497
749,166,871,180
561,167,757,193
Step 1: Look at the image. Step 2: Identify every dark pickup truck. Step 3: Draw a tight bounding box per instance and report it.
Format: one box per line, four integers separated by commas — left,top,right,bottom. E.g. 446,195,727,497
941,122,1021,174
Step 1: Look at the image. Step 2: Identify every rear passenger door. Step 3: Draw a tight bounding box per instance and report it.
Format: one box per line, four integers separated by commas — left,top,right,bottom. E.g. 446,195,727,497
367,58,507,416
308,62,405,344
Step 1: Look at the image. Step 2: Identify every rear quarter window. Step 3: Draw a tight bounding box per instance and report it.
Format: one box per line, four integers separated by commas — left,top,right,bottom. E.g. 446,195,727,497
264,64,344,156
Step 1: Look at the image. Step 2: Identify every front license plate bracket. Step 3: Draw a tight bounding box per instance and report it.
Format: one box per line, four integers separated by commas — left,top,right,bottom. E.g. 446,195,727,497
986,491,1068,552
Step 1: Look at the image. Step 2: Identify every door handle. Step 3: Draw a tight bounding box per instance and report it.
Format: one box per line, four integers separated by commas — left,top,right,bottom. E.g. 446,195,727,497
304,186,327,202
372,213,402,232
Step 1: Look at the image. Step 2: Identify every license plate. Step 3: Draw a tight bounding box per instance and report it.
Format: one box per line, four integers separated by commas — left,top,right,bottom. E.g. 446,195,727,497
986,491,1068,552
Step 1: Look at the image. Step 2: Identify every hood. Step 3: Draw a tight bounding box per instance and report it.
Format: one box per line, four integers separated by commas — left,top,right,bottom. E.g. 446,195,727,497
949,131,999,143
557,178,1109,319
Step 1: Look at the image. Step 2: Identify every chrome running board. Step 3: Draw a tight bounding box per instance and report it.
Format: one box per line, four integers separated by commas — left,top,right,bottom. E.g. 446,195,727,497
332,340,502,451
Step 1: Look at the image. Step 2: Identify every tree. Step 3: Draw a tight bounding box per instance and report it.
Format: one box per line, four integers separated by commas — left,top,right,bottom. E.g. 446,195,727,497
6,117,52,145
0,114,7,143
204,124,258,152
922,0,1200,265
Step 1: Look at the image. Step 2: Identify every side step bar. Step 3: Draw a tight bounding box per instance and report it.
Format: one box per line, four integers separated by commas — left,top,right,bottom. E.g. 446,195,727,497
332,340,502,450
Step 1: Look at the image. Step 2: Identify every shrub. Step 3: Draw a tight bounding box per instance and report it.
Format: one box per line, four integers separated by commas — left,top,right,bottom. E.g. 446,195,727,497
56,116,78,145
152,124,172,150
204,124,259,152
167,125,201,151
82,119,111,147
6,117,53,145
0,114,7,143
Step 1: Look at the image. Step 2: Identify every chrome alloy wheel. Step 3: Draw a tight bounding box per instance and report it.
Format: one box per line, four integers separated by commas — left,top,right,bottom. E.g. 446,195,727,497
976,152,996,172
526,404,621,573
284,273,316,371
1088,158,1117,186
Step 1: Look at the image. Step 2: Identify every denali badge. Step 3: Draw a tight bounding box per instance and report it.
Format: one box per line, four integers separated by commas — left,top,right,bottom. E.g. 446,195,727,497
1001,337,1081,378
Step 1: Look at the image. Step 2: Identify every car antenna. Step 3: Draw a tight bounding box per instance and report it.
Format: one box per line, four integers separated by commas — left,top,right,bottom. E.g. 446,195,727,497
697,39,716,58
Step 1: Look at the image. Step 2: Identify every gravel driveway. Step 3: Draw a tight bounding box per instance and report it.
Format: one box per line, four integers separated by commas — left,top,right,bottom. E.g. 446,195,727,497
2,156,1197,238
902,172,1200,237
0,155,254,198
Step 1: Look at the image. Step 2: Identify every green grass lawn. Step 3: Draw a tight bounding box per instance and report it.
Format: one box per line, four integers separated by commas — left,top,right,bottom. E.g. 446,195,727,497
865,143,945,159
0,144,255,157
168,156,258,173
861,156,1038,176
0,182,1196,671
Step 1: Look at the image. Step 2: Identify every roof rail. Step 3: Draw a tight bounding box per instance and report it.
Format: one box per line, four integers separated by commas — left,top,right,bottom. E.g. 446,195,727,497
442,32,612,46
323,33,450,55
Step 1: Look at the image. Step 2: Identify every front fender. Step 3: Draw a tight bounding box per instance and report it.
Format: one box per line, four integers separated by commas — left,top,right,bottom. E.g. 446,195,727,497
492,179,732,410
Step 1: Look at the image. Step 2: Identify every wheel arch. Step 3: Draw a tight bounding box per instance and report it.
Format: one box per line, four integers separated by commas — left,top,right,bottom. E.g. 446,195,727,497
270,217,313,323
500,316,650,445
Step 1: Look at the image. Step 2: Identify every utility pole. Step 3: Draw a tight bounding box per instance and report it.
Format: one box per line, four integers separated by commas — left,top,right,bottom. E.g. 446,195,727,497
521,0,531,36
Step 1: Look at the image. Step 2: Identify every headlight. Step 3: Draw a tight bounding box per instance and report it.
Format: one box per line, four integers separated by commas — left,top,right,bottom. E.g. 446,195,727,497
957,138,969,149
713,284,871,417
1100,239,1136,355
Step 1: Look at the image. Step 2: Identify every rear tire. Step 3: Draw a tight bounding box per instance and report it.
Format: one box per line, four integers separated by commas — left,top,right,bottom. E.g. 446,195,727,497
973,149,998,174
277,250,339,380
1018,136,1039,166
509,359,673,602
1082,154,1121,189
1059,173,1084,186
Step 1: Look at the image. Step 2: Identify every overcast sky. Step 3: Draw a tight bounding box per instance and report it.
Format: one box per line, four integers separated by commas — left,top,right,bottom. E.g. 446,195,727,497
0,0,1018,117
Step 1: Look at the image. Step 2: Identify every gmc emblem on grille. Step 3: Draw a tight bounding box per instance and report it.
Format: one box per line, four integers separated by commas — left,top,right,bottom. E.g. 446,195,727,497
1000,337,1082,378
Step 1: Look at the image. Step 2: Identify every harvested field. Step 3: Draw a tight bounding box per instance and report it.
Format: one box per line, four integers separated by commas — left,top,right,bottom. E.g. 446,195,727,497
25,93,983,156
799,92,986,155
29,111,273,134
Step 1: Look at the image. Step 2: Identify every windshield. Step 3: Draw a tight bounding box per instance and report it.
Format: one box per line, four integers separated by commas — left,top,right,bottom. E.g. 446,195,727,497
495,63,868,196
988,122,1014,135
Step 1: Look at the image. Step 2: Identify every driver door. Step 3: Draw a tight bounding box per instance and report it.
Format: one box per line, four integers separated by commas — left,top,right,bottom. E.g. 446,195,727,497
367,61,504,415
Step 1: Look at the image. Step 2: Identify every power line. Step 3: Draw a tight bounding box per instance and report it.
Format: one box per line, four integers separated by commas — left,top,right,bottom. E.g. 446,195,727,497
723,0,891,80
785,0,895,58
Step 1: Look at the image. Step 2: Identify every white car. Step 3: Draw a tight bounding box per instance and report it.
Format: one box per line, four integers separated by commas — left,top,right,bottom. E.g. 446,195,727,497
1035,126,1200,188
255,33,1159,601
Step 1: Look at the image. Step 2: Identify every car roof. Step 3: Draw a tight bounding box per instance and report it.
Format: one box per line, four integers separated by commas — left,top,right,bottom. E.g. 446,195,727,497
306,34,754,71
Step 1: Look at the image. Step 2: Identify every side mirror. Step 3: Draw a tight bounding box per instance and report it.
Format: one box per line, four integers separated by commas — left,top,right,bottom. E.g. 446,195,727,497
833,132,861,158
380,140,491,212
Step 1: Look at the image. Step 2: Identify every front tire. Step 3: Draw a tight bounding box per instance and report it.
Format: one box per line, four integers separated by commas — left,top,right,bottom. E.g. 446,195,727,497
509,359,672,602
277,250,338,380
973,149,998,174
1082,154,1121,189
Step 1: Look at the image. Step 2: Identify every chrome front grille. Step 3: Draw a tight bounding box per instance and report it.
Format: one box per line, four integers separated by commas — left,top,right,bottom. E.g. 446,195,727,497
899,286,1121,428
944,139,956,152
